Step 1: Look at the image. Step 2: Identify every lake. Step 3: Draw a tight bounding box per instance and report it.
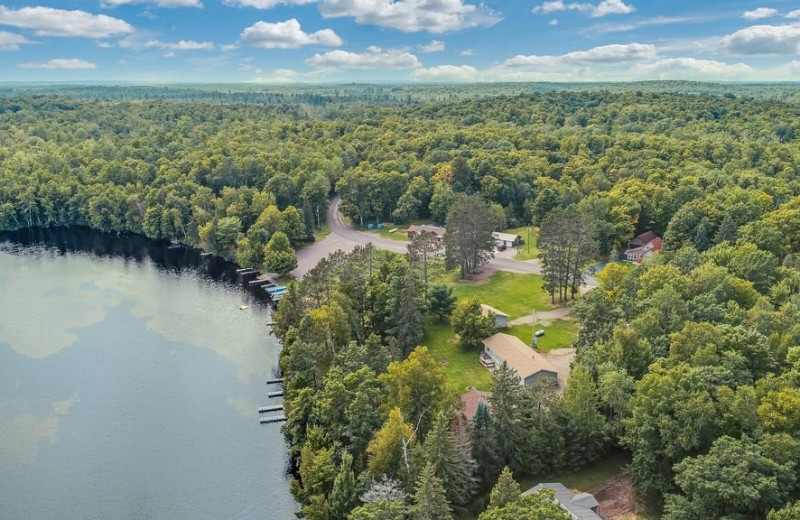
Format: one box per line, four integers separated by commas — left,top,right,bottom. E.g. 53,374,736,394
0,228,296,520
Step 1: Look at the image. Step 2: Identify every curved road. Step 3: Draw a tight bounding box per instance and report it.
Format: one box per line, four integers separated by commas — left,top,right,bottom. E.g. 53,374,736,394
292,197,543,278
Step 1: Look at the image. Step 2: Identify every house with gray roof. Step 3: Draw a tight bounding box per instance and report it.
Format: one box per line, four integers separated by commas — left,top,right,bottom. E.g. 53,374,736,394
523,483,602,520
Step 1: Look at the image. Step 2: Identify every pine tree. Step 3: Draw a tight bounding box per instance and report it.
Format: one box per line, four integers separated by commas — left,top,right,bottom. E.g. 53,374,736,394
488,467,520,509
694,221,710,252
427,284,456,322
490,364,526,473
330,451,359,519
390,272,424,357
422,412,472,506
410,462,453,520
715,215,738,244
471,401,498,488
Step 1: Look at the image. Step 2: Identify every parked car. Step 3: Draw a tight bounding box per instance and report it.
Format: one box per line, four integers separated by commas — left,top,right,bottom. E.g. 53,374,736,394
535,329,545,337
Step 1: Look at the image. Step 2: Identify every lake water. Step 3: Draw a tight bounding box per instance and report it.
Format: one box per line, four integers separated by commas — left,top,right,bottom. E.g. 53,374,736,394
0,228,296,520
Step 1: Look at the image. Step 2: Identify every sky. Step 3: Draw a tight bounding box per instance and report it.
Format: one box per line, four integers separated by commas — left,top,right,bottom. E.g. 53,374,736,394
2,0,800,83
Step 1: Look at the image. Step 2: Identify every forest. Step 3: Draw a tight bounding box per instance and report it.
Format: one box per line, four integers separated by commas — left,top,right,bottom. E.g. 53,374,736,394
4,84,800,518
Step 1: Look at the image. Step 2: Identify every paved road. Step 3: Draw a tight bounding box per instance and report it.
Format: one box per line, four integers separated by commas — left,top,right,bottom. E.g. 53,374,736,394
292,197,544,278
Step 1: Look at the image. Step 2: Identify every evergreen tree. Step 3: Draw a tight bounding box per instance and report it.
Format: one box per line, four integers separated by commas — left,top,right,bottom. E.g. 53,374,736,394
694,221,710,252
426,284,456,322
421,412,472,506
330,451,359,519
390,273,424,357
490,364,527,473
715,215,738,244
471,401,498,488
488,467,520,509
406,231,444,302
410,462,453,520
444,194,496,279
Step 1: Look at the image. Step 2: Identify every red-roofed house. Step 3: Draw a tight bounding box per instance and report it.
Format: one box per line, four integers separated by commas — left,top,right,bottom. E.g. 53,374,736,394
625,232,663,263
460,388,492,421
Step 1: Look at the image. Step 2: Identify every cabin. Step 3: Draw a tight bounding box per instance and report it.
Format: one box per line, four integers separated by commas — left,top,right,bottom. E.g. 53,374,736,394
625,231,663,263
406,225,446,244
523,483,602,520
480,333,558,386
480,303,509,328
493,231,522,249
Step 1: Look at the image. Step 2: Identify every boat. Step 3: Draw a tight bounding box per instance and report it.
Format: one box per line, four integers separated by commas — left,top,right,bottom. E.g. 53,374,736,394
239,305,249,310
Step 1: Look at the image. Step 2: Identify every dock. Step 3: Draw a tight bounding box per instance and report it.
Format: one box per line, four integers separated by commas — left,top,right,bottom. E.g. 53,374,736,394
268,390,284,398
259,415,287,424
258,404,284,413
266,378,284,385
248,279,273,287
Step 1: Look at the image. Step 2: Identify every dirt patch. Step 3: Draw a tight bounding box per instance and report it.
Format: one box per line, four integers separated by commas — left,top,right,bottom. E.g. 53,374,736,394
541,348,575,389
592,475,636,519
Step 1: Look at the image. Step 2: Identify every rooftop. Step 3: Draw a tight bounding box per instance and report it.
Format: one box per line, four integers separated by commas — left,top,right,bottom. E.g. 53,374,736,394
492,231,521,242
407,224,446,237
460,389,492,421
524,483,602,520
480,304,509,318
482,333,558,379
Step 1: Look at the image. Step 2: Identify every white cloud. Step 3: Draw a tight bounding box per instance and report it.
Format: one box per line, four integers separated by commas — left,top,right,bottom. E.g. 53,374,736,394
221,43,238,51
0,30,32,50
459,48,475,56
787,10,800,19
0,6,133,38
224,0,316,7
411,64,477,81
248,68,301,83
419,39,444,53
634,57,752,80
721,23,800,54
120,37,215,50
549,19,559,26
742,7,778,21
307,45,421,69
592,0,635,17
503,42,655,68
533,0,634,18
240,19,342,48
19,58,97,69
318,0,501,33
101,0,202,7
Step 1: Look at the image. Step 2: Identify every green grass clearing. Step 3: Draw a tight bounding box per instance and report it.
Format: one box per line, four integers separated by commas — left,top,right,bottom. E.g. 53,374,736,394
507,319,579,353
519,451,631,492
313,224,331,241
422,317,492,393
449,271,557,319
502,225,540,261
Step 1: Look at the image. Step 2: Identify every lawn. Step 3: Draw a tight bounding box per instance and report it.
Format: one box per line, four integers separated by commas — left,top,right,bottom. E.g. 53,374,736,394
346,217,436,242
449,271,556,318
519,451,631,493
457,452,635,520
422,317,493,393
503,225,540,261
507,319,579,353
313,224,331,241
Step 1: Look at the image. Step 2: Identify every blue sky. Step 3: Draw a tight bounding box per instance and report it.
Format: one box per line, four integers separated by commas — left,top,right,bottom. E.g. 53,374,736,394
2,0,800,83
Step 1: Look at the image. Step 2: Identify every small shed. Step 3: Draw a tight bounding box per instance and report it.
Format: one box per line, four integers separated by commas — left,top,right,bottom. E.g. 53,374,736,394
492,232,522,248
480,304,510,328
407,225,446,244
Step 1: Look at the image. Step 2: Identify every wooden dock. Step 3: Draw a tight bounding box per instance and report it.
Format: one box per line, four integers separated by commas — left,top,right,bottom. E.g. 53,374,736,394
268,390,284,398
266,378,284,385
258,404,284,413
260,415,287,424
